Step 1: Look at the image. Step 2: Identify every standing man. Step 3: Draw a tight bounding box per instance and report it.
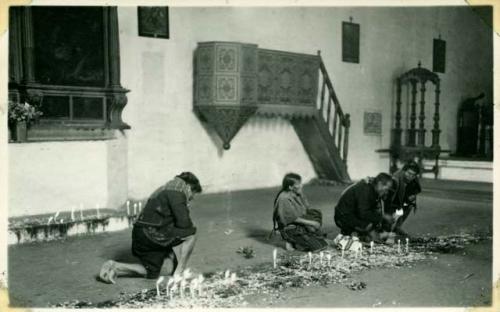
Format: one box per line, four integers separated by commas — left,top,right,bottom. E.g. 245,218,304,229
385,161,422,236
334,173,393,240
99,172,202,284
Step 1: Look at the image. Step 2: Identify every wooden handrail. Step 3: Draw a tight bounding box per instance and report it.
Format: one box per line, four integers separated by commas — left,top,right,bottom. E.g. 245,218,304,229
316,51,350,164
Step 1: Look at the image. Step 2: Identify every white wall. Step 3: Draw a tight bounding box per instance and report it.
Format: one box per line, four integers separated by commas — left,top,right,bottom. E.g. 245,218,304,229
8,134,127,217
119,6,493,197
8,6,492,217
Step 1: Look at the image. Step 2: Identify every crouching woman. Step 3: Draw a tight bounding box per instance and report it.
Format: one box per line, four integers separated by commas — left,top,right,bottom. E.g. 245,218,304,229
99,172,202,283
272,173,328,252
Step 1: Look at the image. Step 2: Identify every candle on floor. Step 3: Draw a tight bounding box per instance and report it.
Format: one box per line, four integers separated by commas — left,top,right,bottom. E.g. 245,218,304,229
190,278,198,298
327,253,332,267
405,238,409,252
166,277,174,297
320,251,324,265
341,245,345,258
308,251,312,268
180,279,186,298
170,282,177,300
397,239,401,254
71,207,75,221
156,276,165,297
198,274,204,297
273,248,277,269
230,272,237,285
224,270,230,285
370,241,374,253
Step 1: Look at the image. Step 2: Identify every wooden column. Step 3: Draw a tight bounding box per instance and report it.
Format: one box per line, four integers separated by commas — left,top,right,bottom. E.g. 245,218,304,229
9,7,23,84
418,80,426,146
107,7,122,89
431,80,441,148
408,80,417,146
392,78,403,148
342,114,350,164
20,7,35,84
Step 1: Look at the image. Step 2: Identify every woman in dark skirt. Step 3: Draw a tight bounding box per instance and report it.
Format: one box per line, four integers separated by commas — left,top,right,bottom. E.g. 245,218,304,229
272,173,328,252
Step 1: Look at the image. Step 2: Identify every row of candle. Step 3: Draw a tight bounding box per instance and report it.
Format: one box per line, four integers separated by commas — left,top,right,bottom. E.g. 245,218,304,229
126,200,143,216
47,203,103,225
155,269,237,301
272,238,411,268
44,200,144,226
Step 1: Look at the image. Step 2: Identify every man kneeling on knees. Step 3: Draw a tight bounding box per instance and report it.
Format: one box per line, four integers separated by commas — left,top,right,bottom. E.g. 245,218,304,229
334,173,393,241
99,172,202,284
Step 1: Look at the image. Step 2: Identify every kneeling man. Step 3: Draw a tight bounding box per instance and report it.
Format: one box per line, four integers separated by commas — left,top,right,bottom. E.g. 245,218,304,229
99,172,202,283
334,173,393,240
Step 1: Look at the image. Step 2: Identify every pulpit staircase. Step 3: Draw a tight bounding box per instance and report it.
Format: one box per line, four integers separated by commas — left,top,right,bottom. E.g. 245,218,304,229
291,52,351,183
194,43,351,183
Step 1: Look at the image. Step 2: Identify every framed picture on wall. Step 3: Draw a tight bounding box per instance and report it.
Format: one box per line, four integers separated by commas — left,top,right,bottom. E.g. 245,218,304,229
364,111,382,135
342,21,360,63
138,6,169,39
433,38,446,73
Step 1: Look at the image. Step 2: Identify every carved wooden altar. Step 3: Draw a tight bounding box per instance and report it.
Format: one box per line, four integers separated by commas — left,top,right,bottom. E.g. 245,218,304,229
8,7,129,142
194,42,319,149
389,62,442,177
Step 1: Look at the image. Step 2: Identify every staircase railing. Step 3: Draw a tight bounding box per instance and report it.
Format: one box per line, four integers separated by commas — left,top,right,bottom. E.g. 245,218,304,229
316,51,351,166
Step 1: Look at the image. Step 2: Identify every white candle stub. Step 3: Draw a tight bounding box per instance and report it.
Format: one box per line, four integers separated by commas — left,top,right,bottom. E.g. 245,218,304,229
273,248,278,269
370,241,374,253
156,276,165,297
327,253,332,266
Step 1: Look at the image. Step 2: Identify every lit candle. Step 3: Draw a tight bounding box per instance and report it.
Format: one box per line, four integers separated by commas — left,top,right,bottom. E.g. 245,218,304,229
370,241,374,253
230,272,237,285
198,274,204,297
170,282,177,300
180,279,186,298
397,239,401,254
156,276,164,297
71,207,75,221
326,253,332,267
166,277,174,297
405,238,409,253
308,251,312,268
320,251,324,265
273,248,277,269
190,278,198,298
224,270,230,285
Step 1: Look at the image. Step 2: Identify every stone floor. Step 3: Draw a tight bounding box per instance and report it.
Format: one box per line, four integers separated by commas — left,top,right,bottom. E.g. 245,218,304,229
7,179,493,307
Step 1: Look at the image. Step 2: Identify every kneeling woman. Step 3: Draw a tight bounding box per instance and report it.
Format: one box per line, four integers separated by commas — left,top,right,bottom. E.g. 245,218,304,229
273,173,328,252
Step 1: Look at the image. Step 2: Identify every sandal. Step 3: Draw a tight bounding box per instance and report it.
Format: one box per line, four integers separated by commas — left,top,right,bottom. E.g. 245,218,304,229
99,260,117,284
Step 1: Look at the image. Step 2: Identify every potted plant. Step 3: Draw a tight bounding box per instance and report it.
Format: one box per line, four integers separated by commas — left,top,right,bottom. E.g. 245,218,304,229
8,100,43,142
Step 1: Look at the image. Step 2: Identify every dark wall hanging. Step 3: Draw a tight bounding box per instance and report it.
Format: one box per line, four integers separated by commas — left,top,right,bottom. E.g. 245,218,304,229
433,37,446,73
138,6,169,39
342,18,360,63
